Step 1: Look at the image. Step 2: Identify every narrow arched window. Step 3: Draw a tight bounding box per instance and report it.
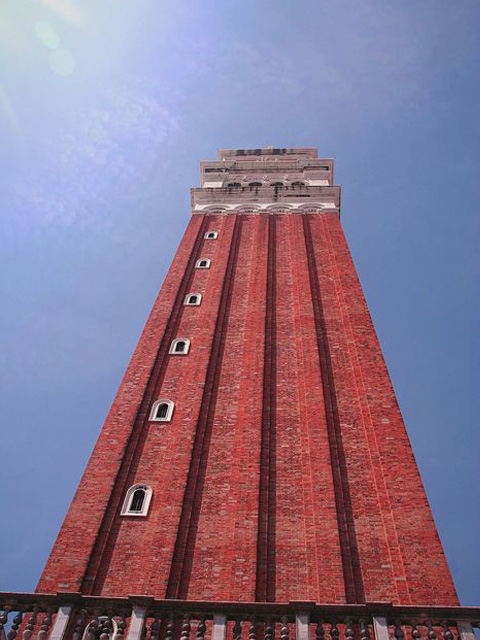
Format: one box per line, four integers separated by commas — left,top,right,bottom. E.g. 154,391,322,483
196,258,210,269
156,403,168,418
130,488,145,512
271,182,284,187
249,182,262,189
121,484,153,516
204,232,218,239
291,181,305,187
184,293,202,306
169,338,190,355
227,182,241,188
150,399,174,422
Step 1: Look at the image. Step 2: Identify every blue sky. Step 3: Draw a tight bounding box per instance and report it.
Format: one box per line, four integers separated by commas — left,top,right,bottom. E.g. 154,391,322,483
1,0,479,604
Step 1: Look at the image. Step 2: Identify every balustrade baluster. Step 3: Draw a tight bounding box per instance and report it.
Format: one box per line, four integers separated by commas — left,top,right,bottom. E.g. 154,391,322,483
394,621,405,640
316,621,325,640
87,614,100,640
180,616,191,640
7,611,24,640
0,610,9,640
232,620,242,640
264,618,273,640
442,623,453,640
22,608,38,640
115,614,127,640
37,610,53,640
99,616,112,640
409,623,421,640
73,611,87,640
359,619,370,640
345,619,354,640
280,617,289,640
196,616,207,640
166,614,175,640
426,623,437,640
149,615,161,640
330,621,339,640
249,617,258,640
109,612,117,640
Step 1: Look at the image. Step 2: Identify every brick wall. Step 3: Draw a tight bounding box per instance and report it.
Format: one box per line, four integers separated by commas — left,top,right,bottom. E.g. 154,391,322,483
37,211,458,606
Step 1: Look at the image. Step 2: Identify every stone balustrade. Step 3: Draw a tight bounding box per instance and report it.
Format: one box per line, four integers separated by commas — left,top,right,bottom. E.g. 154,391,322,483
1,593,479,640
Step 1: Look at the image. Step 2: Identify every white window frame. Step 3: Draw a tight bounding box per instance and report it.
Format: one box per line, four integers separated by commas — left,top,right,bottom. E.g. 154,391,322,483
149,399,174,422
307,179,329,186
204,231,218,239
169,338,191,355
120,484,153,517
195,258,211,269
184,293,202,306
203,181,223,188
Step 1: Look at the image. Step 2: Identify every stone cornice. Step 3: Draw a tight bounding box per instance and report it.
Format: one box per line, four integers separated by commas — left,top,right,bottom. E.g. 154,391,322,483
191,184,341,215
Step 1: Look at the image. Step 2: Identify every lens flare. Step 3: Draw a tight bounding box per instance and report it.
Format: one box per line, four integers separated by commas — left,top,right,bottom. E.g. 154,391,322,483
49,48,75,76
39,0,83,26
34,21,60,49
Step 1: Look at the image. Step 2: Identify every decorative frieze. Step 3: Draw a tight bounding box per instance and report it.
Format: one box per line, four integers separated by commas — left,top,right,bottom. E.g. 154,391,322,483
192,202,338,215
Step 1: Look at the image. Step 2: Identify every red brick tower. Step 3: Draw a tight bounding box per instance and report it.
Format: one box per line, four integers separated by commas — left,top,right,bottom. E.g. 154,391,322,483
37,147,458,607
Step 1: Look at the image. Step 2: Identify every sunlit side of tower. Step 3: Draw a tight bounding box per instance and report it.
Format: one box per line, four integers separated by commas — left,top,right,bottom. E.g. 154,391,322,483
37,147,458,606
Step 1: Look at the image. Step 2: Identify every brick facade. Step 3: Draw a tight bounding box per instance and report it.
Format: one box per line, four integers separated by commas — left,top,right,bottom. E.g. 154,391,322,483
37,148,458,606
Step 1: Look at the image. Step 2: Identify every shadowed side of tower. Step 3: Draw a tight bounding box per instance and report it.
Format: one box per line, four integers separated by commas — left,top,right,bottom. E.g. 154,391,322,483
36,148,458,606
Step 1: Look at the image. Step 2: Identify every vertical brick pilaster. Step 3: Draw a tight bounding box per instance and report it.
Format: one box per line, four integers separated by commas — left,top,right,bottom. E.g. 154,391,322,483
255,214,277,603
303,213,363,603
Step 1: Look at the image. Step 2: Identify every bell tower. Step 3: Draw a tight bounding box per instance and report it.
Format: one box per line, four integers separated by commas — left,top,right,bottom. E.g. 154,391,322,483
36,147,458,606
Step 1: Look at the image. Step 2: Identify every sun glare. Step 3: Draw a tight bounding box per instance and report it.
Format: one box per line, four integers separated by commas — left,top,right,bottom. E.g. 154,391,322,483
39,0,83,26
34,21,60,49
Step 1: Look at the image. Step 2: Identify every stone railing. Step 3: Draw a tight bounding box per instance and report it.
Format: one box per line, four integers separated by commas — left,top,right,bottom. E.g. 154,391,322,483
0,593,479,640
